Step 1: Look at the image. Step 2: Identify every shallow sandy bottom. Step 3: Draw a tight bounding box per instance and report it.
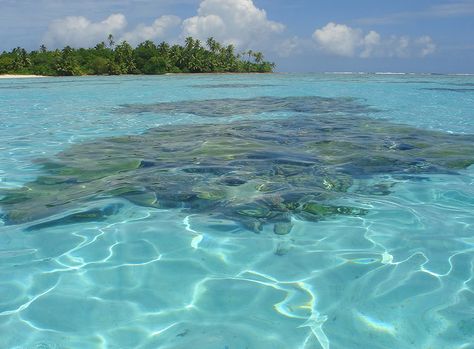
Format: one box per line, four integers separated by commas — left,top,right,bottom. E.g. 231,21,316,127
1,73,474,349
0,74,46,79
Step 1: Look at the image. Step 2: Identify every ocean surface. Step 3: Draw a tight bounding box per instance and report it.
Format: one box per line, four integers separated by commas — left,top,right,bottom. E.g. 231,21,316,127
0,73,473,349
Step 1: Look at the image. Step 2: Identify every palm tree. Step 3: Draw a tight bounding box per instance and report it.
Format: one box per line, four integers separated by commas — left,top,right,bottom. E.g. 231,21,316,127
107,34,115,48
194,39,203,50
170,44,184,70
114,41,137,74
11,47,31,70
246,50,254,71
247,50,253,62
56,46,81,75
253,51,264,64
94,42,106,50
184,37,195,51
0,36,275,75
206,37,221,54
158,41,170,55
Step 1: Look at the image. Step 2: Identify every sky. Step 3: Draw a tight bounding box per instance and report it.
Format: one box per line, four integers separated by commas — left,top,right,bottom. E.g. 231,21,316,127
0,0,473,73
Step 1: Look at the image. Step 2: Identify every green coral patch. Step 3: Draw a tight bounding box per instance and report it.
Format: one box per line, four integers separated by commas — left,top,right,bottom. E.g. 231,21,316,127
302,203,368,218
2,96,474,233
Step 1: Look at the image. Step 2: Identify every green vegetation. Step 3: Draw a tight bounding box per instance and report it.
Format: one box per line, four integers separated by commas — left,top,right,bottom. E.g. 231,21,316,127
0,36,275,76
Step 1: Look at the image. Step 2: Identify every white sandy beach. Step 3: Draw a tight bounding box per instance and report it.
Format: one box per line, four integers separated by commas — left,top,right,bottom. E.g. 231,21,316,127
0,74,46,79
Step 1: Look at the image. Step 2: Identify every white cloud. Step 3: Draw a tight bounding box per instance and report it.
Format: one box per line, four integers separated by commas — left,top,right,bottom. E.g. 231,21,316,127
360,31,381,58
312,22,362,57
41,2,436,62
181,0,285,49
121,15,181,45
43,14,127,48
42,0,284,51
312,22,436,58
277,37,310,57
416,35,436,57
43,13,181,48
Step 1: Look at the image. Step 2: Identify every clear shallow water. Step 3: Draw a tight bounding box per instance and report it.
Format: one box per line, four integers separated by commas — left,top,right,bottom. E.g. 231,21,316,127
0,73,473,348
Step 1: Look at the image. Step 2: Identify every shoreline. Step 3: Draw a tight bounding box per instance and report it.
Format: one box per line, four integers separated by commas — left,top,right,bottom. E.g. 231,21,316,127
1,72,473,79
0,72,273,79
164,72,275,75
0,74,46,79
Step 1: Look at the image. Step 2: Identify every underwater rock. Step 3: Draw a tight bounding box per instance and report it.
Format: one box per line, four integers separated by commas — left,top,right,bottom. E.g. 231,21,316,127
121,191,157,206
301,202,368,220
195,188,226,201
25,203,123,231
2,96,474,233
240,218,264,233
273,222,293,235
274,241,292,256
220,177,246,186
236,203,272,218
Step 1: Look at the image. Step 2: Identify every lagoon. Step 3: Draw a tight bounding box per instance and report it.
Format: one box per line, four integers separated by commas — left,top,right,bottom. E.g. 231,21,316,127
0,73,473,349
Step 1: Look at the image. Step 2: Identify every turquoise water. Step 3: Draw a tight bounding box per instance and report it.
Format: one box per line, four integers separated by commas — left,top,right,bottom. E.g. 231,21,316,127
0,73,473,348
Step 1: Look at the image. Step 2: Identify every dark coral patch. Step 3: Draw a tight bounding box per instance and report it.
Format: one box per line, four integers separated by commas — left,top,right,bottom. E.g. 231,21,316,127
2,96,474,233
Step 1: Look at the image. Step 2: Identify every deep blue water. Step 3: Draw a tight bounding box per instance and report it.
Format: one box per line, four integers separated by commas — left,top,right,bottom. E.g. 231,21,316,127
0,73,473,349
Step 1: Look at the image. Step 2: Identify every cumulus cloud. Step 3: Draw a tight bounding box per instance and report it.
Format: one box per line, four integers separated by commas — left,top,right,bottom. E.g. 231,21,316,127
416,35,437,57
44,14,181,48
360,31,381,58
41,2,436,62
43,0,284,51
313,22,362,57
121,15,182,45
181,0,285,49
313,22,436,58
43,14,127,48
277,37,313,57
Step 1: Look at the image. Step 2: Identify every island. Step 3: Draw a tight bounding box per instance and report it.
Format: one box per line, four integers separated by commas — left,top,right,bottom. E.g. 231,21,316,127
0,36,275,76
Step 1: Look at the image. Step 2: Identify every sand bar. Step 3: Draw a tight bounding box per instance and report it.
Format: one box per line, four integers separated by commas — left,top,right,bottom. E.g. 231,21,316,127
0,74,46,79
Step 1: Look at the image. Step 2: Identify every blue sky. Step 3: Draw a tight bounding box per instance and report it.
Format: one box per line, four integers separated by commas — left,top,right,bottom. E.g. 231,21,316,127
1,0,473,73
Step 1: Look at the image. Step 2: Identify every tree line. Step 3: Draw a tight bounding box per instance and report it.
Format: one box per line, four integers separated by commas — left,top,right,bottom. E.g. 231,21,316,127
0,36,275,76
